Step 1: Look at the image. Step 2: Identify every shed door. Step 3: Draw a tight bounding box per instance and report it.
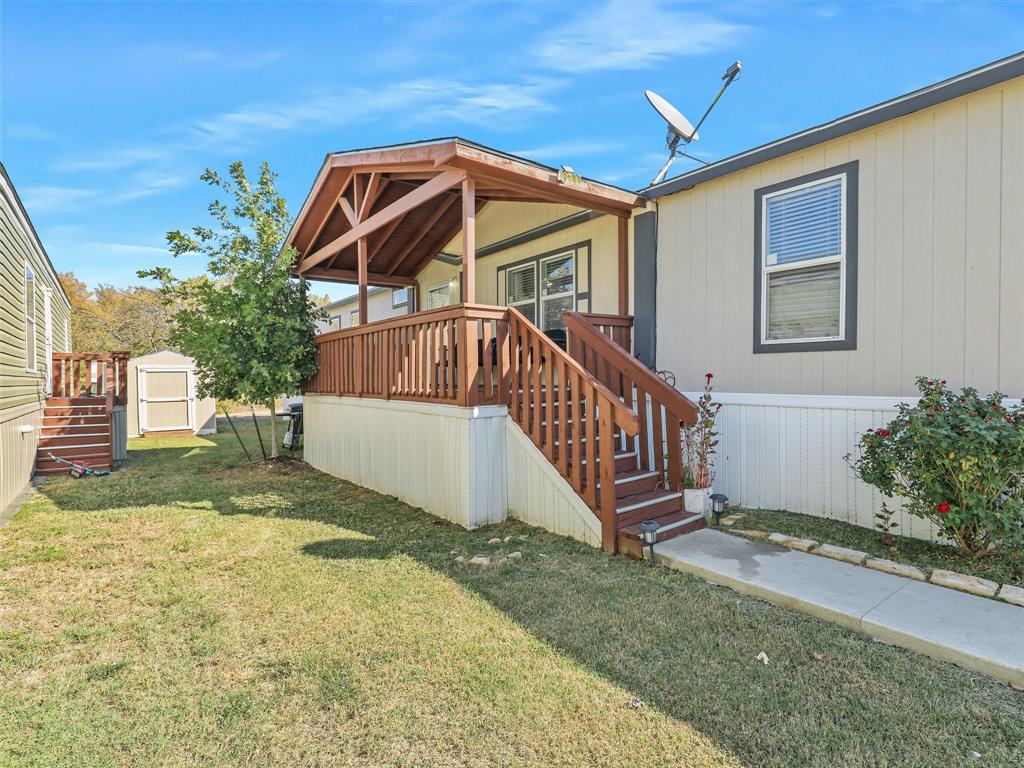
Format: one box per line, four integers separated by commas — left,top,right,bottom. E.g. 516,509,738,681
139,368,194,433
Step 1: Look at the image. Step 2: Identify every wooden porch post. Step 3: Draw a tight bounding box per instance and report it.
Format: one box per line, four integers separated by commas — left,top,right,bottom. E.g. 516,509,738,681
357,237,368,322
617,215,629,316
462,177,476,304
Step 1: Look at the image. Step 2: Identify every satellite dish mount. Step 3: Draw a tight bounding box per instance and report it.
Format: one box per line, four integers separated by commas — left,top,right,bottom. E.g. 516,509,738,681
646,60,742,185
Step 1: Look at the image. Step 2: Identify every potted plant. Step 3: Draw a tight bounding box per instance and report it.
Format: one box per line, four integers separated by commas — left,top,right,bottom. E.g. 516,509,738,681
682,373,722,517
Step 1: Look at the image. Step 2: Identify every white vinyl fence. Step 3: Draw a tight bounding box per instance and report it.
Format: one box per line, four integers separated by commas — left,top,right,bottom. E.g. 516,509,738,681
687,393,940,541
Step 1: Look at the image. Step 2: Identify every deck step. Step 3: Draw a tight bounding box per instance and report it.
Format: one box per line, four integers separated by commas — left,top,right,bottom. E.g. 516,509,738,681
615,490,684,527
38,434,110,448
616,511,707,560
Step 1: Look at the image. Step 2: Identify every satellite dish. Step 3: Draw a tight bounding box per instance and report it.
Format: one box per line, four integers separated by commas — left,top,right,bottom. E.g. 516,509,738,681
645,90,699,143
645,60,743,185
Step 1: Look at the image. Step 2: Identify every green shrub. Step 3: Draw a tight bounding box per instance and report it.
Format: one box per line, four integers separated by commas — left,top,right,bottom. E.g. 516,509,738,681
849,377,1024,554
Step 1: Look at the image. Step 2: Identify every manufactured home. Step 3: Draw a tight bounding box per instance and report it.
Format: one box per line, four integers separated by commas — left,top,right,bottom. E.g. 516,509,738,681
1,164,73,511
0,165,131,506
317,285,413,332
289,52,1023,553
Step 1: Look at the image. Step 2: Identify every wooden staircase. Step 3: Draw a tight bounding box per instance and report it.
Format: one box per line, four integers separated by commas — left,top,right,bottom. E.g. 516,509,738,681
562,312,706,555
35,398,114,475
35,353,128,476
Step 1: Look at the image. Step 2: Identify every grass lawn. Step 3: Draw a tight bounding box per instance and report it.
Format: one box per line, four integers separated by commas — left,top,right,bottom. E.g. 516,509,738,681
1,420,1022,767
725,508,1024,588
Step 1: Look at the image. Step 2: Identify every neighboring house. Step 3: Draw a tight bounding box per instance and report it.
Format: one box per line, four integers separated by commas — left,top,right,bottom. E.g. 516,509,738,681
0,164,72,512
316,285,412,333
286,52,1023,553
127,350,217,437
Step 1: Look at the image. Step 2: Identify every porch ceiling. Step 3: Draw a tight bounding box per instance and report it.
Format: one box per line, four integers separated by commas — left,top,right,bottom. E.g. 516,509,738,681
287,138,643,286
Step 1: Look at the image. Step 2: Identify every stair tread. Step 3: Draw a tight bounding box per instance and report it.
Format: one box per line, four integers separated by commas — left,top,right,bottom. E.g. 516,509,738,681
616,489,682,509
618,510,705,538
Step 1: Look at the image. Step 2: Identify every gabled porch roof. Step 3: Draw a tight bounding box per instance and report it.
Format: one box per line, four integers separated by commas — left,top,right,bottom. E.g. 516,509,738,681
286,138,643,289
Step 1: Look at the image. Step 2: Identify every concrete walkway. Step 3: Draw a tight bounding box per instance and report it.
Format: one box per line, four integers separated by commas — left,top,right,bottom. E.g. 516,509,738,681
656,528,1024,688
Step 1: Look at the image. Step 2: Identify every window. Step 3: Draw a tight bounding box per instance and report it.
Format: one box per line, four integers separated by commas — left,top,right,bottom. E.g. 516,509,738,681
754,162,857,353
506,263,537,325
539,252,575,330
350,309,359,326
504,252,576,330
426,281,452,309
392,287,409,307
24,263,36,371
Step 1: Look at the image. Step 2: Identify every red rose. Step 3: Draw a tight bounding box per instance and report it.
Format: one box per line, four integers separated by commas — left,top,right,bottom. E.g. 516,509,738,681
936,502,951,514
877,429,891,437
940,380,947,385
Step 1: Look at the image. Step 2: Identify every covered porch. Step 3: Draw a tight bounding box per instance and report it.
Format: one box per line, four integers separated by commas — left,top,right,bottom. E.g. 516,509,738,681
287,139,699,556
286,138,640,326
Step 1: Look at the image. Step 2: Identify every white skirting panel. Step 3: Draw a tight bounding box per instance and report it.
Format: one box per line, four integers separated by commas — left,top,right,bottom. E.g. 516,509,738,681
505,421,602,548
303,394,603,547
0,402,42,516
303,395,507,530
683,392,944,542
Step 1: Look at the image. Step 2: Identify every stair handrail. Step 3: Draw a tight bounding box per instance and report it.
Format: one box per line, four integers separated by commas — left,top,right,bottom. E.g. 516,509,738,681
504,307,639,437
565,311,698,505
564,313,698,425
505,307,638,551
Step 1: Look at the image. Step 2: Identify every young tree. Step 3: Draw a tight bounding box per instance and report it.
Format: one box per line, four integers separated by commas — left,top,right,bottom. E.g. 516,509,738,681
140,161,321,459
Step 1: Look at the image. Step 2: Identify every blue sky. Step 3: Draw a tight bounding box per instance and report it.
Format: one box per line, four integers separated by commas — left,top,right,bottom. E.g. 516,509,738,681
2,1,1021,301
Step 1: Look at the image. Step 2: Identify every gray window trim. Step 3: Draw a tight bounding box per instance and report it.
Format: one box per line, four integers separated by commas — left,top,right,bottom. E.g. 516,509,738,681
753,161,858,354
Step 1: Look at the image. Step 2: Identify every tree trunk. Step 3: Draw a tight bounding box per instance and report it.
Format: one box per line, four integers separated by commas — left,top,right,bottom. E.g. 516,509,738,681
268,398,279,459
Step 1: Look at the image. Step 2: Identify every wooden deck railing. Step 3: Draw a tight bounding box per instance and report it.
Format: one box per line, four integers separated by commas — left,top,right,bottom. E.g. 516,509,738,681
565,312,697,496
50,352,129,407
303,304,509,406
574,312,633,352
304,304,639,550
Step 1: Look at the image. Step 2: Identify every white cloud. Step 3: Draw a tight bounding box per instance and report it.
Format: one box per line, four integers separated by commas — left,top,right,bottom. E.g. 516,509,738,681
534,1,745,72
110,173,190,202
21,186,97,212
57,76,563,187
83,242,169,257
4,123,63,143
511,139,625,161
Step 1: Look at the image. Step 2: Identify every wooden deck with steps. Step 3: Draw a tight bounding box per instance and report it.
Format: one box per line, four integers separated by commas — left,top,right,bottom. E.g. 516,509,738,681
304,305,703,557
35,397,114,475
35,353,128,477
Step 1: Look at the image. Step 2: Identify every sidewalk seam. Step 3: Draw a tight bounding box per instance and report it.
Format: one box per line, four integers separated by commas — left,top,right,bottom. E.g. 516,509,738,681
858,578,913,622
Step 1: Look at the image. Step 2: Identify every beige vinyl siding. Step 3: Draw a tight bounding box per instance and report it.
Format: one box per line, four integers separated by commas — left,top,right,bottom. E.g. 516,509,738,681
656,76,1024,397
416,200,635,317
0,170,72,412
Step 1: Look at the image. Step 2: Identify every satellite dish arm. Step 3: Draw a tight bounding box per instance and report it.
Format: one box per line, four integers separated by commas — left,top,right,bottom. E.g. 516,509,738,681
689,61,742,140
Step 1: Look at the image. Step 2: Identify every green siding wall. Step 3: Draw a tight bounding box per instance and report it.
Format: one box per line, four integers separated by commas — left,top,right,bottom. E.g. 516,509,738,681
0,168,72,412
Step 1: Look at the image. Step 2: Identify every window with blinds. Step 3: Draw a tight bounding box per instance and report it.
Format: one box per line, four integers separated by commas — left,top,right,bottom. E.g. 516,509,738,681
759,172,848,346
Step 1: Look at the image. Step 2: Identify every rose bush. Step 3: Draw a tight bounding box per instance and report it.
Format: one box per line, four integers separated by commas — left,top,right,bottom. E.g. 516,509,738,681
849,377,1024,554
